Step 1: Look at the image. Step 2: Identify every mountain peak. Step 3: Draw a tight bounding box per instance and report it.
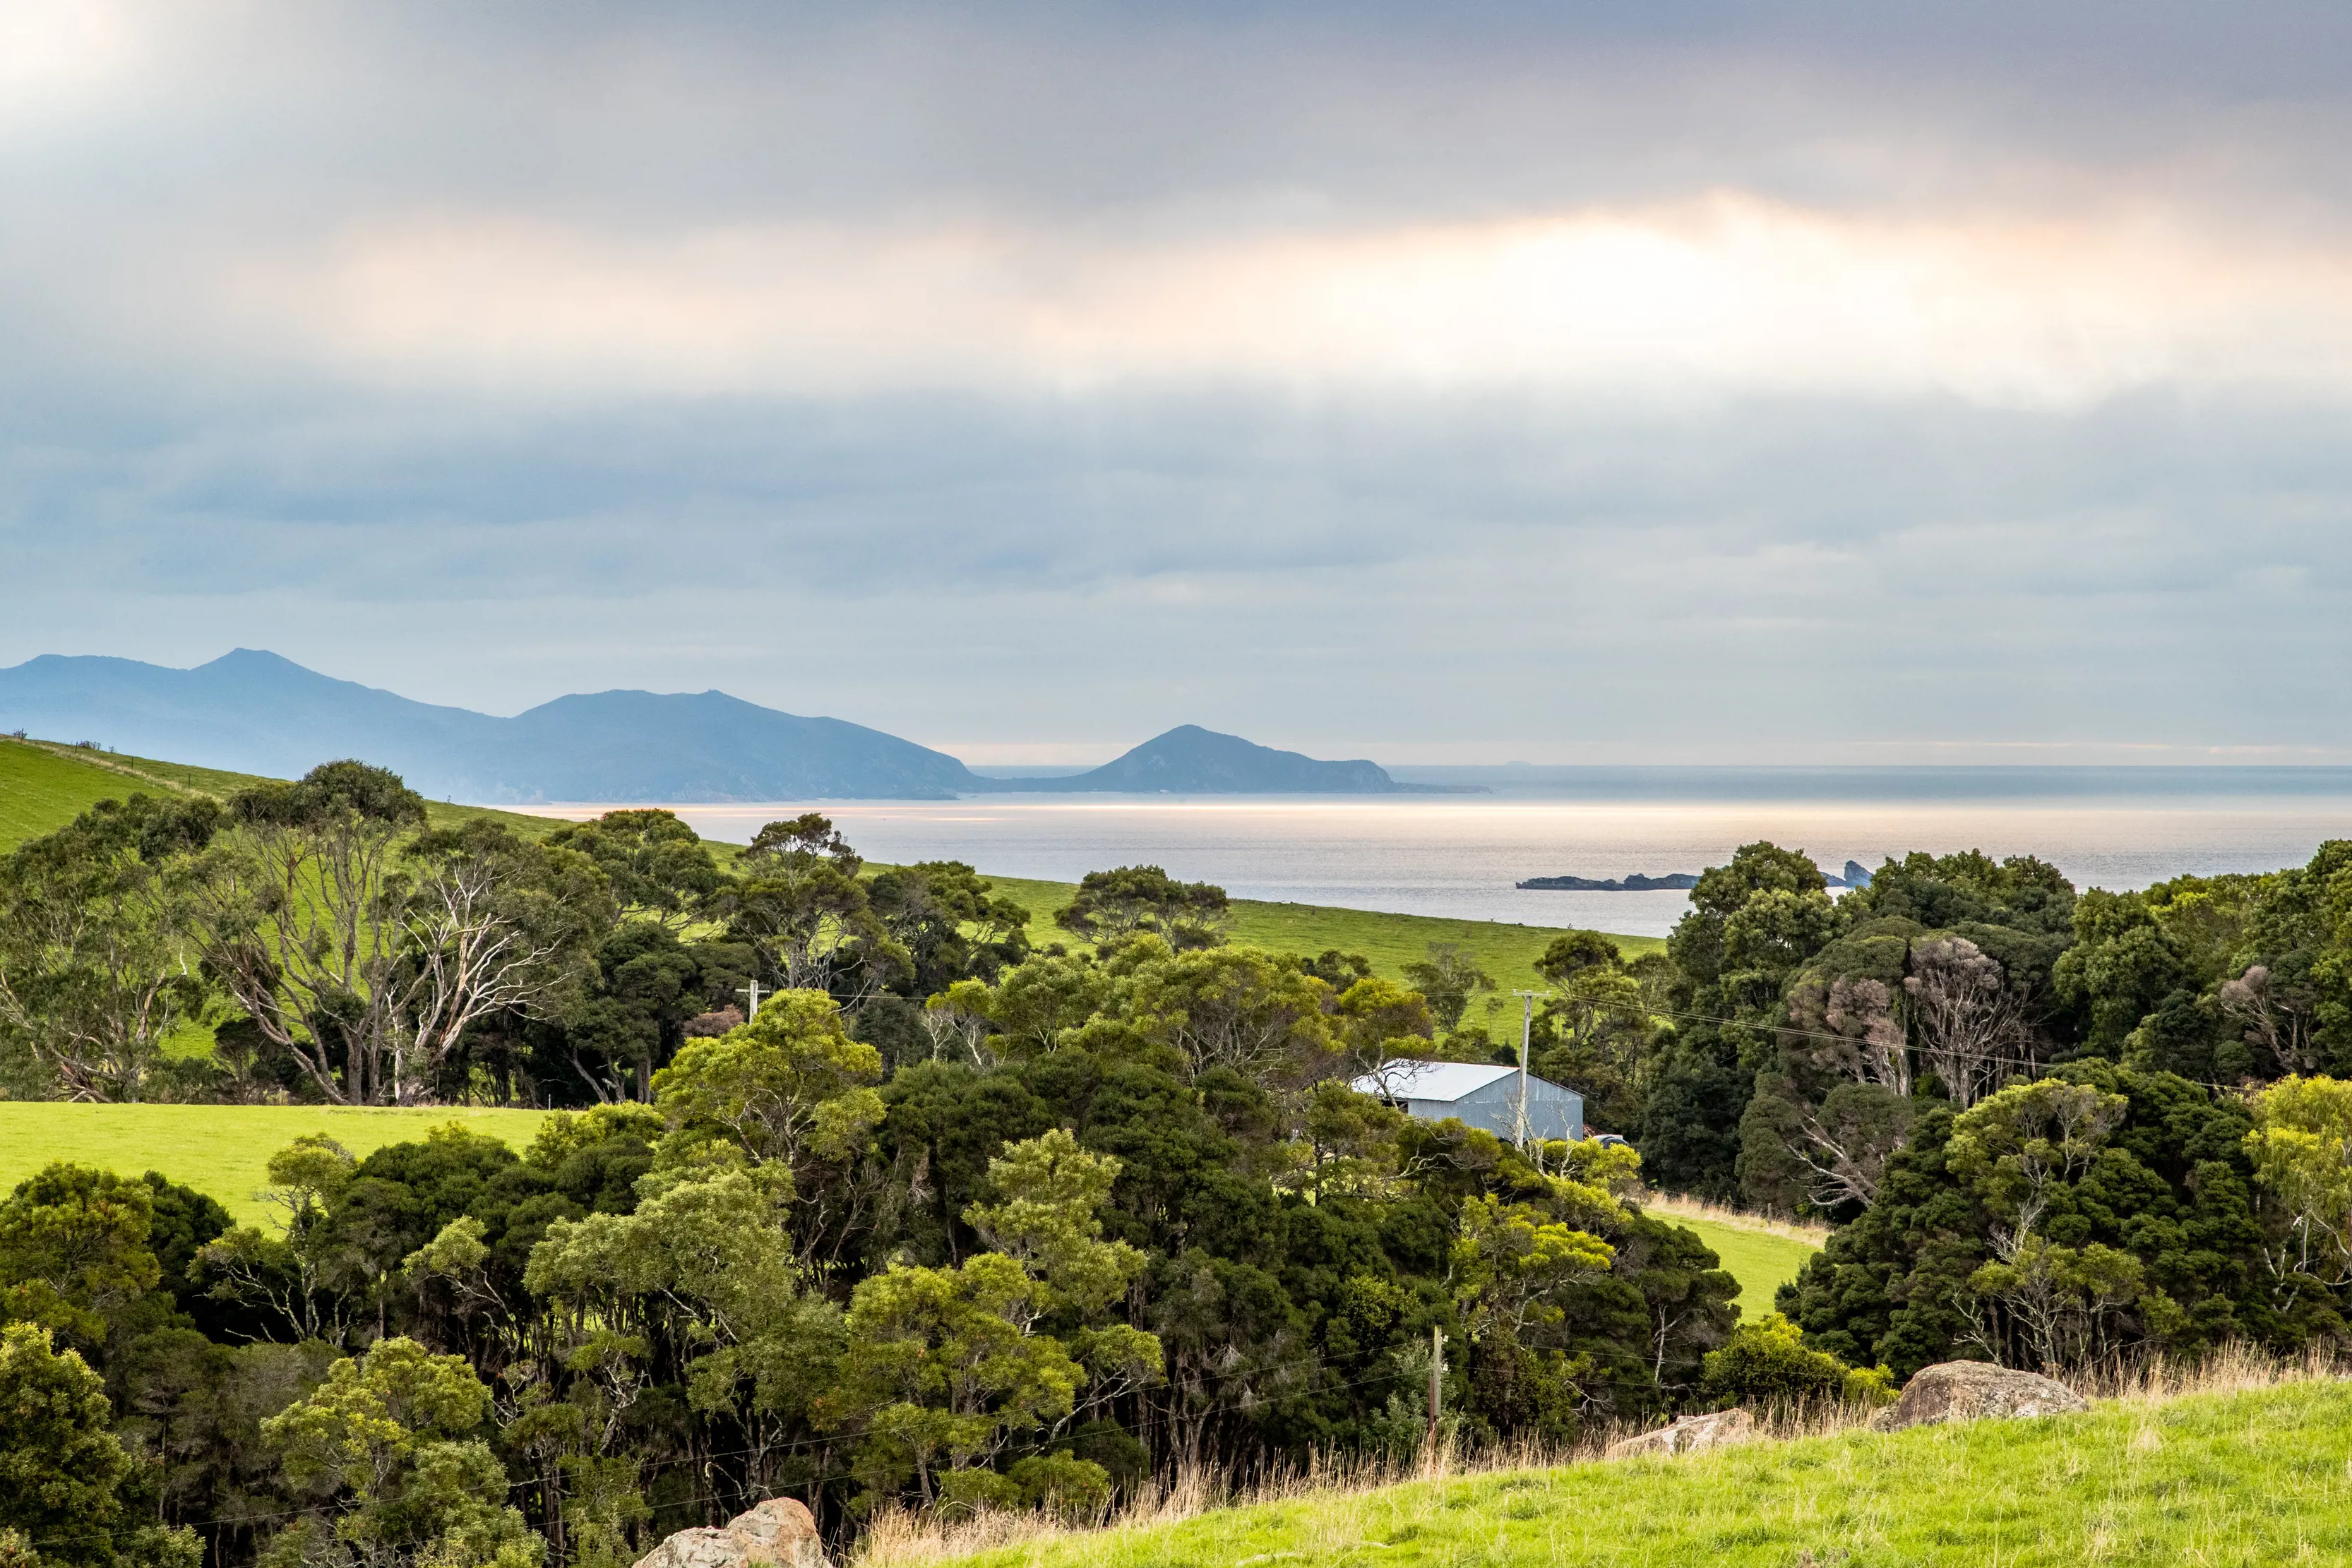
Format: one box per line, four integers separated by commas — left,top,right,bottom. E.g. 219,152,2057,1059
984,724,1400,794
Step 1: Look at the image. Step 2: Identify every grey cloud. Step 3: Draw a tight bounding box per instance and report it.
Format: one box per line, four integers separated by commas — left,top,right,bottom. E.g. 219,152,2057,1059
8,3,2352,759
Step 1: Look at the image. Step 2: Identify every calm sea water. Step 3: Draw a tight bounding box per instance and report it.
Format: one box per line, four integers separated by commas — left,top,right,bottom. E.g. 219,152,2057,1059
513,768,2352,939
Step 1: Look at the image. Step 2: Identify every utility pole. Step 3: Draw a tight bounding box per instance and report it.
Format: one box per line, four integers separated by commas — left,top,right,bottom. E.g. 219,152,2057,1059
738,978,763,1023
1510,990,1550,1153
1426,1324,1445,1453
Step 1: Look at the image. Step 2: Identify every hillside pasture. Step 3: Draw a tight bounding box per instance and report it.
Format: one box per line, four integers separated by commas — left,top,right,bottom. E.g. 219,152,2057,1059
900,1376,2352,1568
0,732,562,851
966,872,1662,997
0,1102,548,1226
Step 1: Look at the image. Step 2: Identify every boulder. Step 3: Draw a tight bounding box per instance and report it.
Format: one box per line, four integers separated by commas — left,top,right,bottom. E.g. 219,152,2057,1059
1869,1361,2089,1433
1605,1406,1755,1459
633,1498,826,1568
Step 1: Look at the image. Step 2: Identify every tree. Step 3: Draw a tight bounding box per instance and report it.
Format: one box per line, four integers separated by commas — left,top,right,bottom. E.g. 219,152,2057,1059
261,1336,541,1568
2245,1075,2352,1300
1402,945,1496,1033
382,820,610,1105
868,863,1031,995
1906,937,2031,1109
0,1322,201,1568
1053,868,1229,950
0,1163,161,1347
542,811,721,930
653,991,886,1178
525,1163,842,1500
553,921,708,1103
820,1132,1159,1514
1699,1312,1888,1413
724,816,897,1000
652,988,888,1265
1123,946,1338,1085
0,794,221,1102
190,762,429,1106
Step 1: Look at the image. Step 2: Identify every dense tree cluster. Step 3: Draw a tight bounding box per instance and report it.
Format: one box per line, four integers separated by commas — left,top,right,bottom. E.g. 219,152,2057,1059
1596,837,2352,1382
0,764,1756,1567
13,762,2352,1563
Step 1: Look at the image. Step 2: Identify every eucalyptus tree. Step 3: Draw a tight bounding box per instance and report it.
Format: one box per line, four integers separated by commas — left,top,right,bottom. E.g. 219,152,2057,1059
191,763,609,1105
0,793,220,1101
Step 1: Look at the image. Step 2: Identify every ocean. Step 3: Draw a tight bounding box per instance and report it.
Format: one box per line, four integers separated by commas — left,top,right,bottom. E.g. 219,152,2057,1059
513,767,2352,939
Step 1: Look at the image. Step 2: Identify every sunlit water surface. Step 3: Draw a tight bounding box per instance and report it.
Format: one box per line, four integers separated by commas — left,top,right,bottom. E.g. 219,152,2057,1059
513,772,2352,938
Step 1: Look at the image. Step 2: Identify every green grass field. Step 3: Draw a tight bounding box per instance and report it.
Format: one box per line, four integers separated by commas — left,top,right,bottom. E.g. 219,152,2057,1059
0,1103,549,1226
936,1380,2352,1567
0,734,561,854
1664,1216,1818,1315
965,873,1661,997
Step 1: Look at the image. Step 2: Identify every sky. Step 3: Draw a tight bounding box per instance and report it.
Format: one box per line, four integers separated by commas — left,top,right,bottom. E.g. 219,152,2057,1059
7,1,2352,765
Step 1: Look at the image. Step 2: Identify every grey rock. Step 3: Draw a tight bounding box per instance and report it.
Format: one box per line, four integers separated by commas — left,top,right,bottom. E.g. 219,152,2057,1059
1869,1360,2089,1432
632,1499,826,1568
1605,1406,1755,1459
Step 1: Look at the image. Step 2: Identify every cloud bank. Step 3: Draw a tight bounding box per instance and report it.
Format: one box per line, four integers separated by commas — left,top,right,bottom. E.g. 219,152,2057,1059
6,0,2352,762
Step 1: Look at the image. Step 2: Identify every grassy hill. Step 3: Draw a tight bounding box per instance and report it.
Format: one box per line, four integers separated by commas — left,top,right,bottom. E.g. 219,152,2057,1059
0,1103,549,1226
967,872,1661,997
1654,1216,1818,1313
0,733,562,852
909,1377,2352,1568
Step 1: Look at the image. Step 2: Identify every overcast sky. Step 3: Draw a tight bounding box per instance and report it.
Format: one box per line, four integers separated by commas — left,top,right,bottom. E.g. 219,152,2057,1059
8,1,2352,764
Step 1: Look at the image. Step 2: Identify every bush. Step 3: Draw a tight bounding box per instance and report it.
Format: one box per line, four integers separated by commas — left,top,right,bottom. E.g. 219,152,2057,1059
1700,1313,1892,1413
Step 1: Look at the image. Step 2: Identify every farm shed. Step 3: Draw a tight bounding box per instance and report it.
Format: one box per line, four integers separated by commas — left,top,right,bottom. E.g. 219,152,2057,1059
1347,1057,1586,1144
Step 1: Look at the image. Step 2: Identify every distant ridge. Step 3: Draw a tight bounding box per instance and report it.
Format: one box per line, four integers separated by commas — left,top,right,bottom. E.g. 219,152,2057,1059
0,653,1475,802
0,651,980,801
979,725,1486,795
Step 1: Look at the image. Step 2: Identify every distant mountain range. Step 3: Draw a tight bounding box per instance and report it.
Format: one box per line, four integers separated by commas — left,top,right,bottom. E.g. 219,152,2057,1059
0,650,1458,802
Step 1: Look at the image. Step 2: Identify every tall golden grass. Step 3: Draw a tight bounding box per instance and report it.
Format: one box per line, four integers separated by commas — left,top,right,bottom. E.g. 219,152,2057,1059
1636,1189,1832,1246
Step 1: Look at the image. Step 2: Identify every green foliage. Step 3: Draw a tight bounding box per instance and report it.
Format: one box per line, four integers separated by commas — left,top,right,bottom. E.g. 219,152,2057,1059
652,988,885,1178
0,794,222,1101
0,1321,201,1568
1053,866,1231,951
1699,1312,1890,1412
1784,1062,2300,1378
0,1164,161,1346
262,1336,541,1568
542,811,721,930
825,1130,1162,1512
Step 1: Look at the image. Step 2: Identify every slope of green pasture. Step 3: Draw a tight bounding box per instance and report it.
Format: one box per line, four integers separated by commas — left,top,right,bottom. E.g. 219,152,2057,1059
1667,1215,1820,1316
0,1103,549,1226
970,872,1662,996
0,733,562,851
0,738,156,852
947,1380,2352,1568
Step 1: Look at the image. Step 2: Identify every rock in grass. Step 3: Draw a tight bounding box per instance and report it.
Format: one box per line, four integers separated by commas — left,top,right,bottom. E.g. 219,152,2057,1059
633,1499,827,1568
1605,1406,1755,1459
1869,1361,2089,1432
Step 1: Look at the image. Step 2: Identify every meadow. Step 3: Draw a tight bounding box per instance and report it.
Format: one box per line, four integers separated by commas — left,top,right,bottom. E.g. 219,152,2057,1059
0,734,563,852
0,1102,549,1225
1635,1194,1825,1312
877,1372,2352,1568
968,871,1662,997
